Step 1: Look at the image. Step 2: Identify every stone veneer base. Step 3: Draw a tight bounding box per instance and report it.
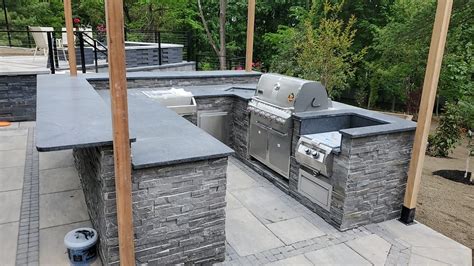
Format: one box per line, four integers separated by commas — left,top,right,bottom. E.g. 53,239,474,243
73,146,227,265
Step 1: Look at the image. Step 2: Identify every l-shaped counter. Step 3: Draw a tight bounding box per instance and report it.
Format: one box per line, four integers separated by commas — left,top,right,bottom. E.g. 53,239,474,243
36,71,416,265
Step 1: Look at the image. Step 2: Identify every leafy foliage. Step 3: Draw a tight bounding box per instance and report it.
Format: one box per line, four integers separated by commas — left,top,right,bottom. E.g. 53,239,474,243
427,103,462,157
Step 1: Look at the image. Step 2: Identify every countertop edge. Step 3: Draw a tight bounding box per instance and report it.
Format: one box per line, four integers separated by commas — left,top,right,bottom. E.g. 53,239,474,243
132,151,235,170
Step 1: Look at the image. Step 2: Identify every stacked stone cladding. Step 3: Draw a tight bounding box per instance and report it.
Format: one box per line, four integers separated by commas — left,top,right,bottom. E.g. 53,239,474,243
0,74,36,121
289,119,414,230
73,146,228,265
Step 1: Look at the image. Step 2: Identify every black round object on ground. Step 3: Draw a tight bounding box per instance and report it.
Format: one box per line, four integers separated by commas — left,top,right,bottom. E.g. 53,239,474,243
432,170,473,185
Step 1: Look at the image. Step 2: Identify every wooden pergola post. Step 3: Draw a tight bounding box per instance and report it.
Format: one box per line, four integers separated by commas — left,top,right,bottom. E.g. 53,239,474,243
245,0,255,72
400,0,453,224
63,0,77,76
104,0,136,263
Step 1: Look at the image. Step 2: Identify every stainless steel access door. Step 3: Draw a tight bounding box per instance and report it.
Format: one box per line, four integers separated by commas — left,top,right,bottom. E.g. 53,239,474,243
249,121,268,162
249,114,291,179
268,129,291,177
197,111,230,144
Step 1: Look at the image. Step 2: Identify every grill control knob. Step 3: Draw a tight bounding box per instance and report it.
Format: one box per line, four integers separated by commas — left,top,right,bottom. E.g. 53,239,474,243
312,151,320,158
305,148,311,155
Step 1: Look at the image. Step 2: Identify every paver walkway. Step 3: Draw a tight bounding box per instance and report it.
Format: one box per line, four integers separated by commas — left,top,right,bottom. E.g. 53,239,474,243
0,123,471,265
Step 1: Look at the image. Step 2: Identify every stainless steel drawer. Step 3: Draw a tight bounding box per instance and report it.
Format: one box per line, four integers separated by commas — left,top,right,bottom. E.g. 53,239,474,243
298,169,332,211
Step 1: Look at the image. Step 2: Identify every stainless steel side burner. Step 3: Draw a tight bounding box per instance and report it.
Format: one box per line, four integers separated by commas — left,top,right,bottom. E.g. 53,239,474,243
247,73,331,178
295,131,342,177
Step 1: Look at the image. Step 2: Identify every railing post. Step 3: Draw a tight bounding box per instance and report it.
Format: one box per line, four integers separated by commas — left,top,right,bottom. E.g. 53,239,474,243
186,31,193,62
78,31,87,73
94,40,99,73
26,26,32,48
158,31,162,65
52,32,59,68
47,32,55,74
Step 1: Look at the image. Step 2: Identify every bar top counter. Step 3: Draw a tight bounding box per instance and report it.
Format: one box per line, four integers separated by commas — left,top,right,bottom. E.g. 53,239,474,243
36,71,415,169
36,71,262,169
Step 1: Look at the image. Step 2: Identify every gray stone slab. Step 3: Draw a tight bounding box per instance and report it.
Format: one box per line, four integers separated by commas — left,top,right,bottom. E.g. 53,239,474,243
231,186,299,224
40,167,81,194
0,149,26,168
35,74,127,152
408,254,449,265
266,217,325,245
345,234,391,266
0,129,27,137
85,70,261,81
378,219,470,250
0,222,19,265
304,244,371,266
265,255,313,266
39,150,74,170
0,135,27,151
226,208,284,257
411,246,472,266
227,166,260,192
0,166,24,192
226,192,244,211
0,190,22,223
39,189,89,229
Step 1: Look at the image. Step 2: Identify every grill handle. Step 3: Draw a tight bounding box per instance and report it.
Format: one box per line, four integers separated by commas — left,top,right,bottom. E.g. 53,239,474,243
255,121,288,137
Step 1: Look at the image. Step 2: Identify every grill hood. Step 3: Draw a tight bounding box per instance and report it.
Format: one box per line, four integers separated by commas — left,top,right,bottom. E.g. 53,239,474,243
254,73,330,112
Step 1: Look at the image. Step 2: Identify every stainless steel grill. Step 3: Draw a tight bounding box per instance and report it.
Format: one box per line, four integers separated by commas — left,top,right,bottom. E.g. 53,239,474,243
248,73,331,178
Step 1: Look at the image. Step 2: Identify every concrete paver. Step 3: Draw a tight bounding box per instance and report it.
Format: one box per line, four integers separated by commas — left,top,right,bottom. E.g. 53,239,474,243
0,189,22,223
409,253,449,265
0,150,26,168
0,166,24,192
345,234,391,266
265,254,313,266
411,246,472,266
0,222,19,266
39,150,75,170
304,243,371,265
39,189,89,229
227,166,261,192
0,135,27,151
266,217,325,245
225,192,244,211
231,186,300,224
226,208,284,256
40,167,81,194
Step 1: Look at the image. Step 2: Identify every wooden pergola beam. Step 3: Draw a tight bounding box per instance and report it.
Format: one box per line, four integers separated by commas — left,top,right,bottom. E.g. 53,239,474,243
400,0,453,224
63,0,77,76
245,0,255,72
104,0,136,263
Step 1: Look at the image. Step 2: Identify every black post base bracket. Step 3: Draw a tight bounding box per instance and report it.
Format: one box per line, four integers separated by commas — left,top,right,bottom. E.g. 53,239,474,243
399,205,416,225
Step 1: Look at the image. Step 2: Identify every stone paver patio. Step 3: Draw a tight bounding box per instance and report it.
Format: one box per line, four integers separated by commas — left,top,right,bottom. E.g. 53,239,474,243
0,123,471,265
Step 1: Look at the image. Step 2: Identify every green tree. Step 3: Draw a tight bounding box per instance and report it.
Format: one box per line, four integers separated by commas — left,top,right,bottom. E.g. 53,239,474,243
297,1,366,98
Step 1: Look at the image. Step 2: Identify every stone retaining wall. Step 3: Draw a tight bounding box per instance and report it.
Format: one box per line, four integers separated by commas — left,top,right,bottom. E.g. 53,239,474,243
73,146,228,265
0,74,36,121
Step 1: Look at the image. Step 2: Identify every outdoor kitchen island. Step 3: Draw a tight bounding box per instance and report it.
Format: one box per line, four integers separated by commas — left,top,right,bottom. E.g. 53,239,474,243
36,71,416,265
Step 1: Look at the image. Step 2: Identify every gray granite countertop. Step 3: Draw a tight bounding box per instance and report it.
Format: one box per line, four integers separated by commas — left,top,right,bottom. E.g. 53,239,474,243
85,70,262,81
36,74,136,151
139,84,258,100
97,89,234,169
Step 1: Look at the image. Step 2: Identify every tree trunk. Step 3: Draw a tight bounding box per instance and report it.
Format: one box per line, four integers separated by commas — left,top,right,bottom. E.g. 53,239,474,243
218,0,227,70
